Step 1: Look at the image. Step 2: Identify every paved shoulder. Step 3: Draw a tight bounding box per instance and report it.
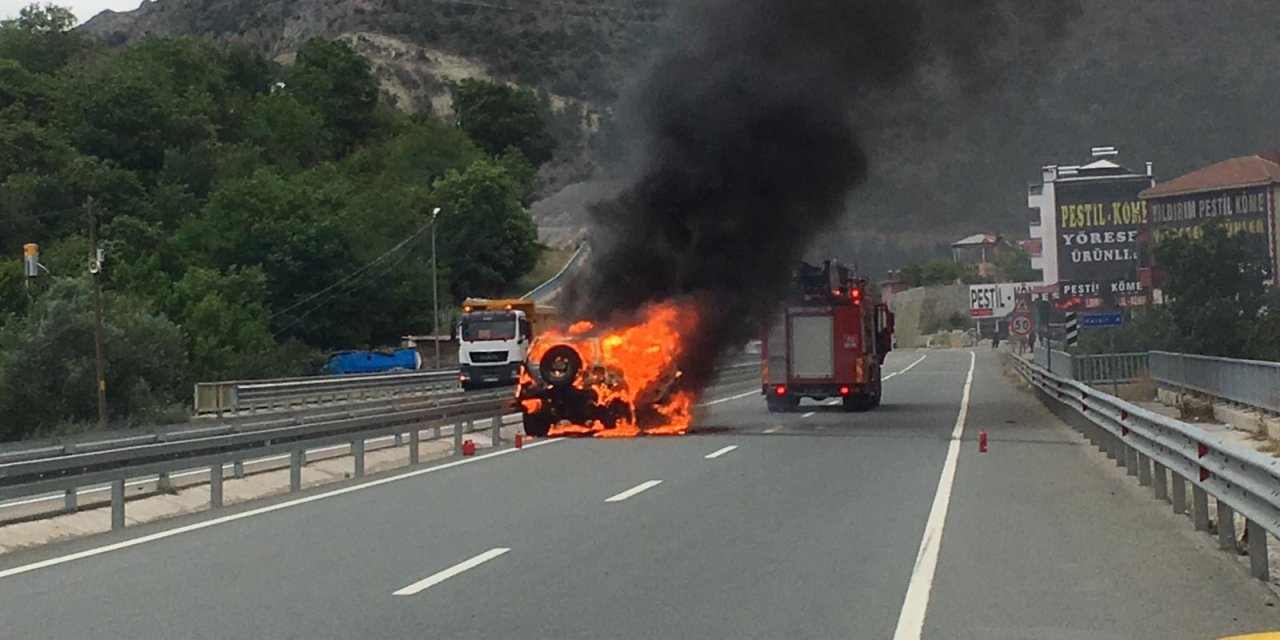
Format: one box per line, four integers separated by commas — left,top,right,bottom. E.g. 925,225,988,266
922,350,1279,640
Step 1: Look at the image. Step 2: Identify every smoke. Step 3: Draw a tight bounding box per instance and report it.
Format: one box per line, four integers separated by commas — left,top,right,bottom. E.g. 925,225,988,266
567,0,1080,389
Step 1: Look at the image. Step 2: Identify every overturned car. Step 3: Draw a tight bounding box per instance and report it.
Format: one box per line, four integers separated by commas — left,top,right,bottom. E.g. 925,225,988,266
515,305,695,438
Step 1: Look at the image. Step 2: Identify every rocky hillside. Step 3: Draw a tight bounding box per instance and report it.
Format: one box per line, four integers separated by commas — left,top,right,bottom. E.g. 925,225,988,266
84,0,664,110
83,0,1280,275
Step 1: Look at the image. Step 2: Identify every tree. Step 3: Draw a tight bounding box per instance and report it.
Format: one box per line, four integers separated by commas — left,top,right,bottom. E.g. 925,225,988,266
0,4,93,74
0,278,188,440
285,38,379,153
177,169,359,348
431,158,542,299
994,244,1038,282
453,79,556,164
1156,223,1268,358
7,4,75,33
1245,288,1280,361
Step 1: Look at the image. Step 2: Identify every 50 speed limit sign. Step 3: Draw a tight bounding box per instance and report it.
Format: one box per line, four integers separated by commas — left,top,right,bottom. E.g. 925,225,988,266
1010,312,1033,337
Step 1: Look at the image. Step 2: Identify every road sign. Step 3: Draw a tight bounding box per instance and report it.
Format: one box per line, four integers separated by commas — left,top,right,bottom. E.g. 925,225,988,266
1064,312,1079,347
1081,312,1124,328
1010,312,1033,338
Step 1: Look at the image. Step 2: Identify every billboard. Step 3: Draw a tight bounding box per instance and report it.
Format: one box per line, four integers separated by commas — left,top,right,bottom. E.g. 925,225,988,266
1055,176,1153,304
1147,185,1274,279
969,282,1044,318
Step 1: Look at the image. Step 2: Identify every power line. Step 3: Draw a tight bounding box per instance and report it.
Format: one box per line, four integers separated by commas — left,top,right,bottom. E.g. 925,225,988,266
270,219,435,321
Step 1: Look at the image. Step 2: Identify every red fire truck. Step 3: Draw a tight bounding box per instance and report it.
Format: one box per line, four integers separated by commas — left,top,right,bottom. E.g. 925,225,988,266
762,260,894,412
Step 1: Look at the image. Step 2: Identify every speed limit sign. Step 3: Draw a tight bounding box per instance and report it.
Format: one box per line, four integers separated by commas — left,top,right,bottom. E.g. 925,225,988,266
1010,312,1033,337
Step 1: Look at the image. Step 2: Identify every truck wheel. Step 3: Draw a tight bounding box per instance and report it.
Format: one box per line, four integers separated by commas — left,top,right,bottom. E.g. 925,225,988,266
522,412,552,437
767,395,799,413
843,394,872,412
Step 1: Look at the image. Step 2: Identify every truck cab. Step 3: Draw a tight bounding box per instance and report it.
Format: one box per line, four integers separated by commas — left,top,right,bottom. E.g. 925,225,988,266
458,298,554,390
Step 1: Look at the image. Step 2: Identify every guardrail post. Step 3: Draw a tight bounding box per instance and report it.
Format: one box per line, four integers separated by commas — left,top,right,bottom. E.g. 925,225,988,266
1125,445,1138,476
410,428,420,465
454,420,466,454
110,478,125,531
289,450,302,492
490,416,502,446
1152,461,1168,501
1137,453,1152,486
353,438,365,478
233,460,245,479
63,488,77,513
1112,434,1125,465
394,432,403,447
1246,520,1269,581
1193,487,1210,531
210,464,223,508
1217,501,1237,551
1171,473,1187,514
157,472,171,493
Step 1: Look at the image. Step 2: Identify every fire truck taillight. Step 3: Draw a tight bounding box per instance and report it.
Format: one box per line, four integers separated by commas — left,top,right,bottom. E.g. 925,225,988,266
840,386,851,396
851,288,862,302
773,385,787,396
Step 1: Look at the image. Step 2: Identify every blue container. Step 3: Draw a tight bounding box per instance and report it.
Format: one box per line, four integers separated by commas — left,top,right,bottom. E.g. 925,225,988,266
323,348,423,375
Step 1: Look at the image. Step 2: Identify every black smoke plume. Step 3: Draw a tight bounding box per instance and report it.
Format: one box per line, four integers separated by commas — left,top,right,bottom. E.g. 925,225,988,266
567,0,1079,389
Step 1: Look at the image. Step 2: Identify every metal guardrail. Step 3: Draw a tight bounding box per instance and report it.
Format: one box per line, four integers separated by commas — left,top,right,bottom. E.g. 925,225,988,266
1012,356,1279,582
1030,344,1148,384
1150,351,1280,415
2,363,761,529
194,368,461,415
0,395,515,530
523,241,590,303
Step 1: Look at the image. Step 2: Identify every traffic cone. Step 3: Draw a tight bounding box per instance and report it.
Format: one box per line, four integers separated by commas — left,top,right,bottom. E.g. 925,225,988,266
979,430,988,453
515,432,524,449
462,439,476,456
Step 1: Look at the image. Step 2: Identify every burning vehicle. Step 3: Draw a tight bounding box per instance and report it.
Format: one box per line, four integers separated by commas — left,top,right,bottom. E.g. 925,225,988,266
515,303,698,438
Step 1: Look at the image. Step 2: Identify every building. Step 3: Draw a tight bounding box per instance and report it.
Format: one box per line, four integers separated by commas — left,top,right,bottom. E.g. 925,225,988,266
950,233,1000,277
1139,153,1280,284
1027,146,1155,309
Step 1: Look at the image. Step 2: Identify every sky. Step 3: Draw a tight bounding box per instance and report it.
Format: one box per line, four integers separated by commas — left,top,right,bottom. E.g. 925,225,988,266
1,0,140,23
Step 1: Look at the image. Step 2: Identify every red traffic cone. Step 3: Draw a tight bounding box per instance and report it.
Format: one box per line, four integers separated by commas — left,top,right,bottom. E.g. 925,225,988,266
979,430,988,453
515,432,524,450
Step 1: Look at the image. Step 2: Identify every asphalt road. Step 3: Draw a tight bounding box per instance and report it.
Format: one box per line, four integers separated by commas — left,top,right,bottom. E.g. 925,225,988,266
0,349,1276,639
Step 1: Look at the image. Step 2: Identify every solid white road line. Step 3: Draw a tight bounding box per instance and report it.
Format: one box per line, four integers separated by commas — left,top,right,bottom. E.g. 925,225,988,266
605,480,663,503
704,445,738,460
883,353,928,381
763,426,784,434
891,350,976,640
393,548,511,596
0,439,563,581
700,390,757,406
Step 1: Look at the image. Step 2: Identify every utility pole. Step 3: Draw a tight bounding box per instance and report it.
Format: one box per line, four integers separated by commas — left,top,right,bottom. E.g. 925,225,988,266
87,197,108,430
431,207,442,369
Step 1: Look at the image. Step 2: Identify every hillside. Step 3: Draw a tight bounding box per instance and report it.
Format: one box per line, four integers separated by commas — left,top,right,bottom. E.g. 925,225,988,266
82,0,1280,275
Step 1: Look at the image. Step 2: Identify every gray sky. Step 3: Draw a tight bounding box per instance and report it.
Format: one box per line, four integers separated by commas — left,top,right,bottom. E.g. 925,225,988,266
1,0,140,23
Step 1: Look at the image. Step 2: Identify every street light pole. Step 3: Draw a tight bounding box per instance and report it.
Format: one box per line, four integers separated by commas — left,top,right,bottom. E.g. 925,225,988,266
431,207,442,369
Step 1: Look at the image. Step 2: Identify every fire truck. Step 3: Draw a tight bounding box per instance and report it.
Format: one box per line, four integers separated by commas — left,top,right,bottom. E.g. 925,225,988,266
762,260,894,412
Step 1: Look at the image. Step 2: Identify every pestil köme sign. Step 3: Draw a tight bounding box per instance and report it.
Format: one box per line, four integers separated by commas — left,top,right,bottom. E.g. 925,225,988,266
1055,176,1153,303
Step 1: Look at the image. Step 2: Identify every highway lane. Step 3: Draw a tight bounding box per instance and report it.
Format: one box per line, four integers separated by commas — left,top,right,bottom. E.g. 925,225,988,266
0,350,1276,639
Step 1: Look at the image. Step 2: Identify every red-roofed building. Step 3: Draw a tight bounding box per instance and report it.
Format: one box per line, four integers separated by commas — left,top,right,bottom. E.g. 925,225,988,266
1140,153,1280,283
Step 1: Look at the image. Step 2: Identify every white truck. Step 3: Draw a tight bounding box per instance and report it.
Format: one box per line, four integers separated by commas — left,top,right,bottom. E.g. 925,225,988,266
457,298,553,390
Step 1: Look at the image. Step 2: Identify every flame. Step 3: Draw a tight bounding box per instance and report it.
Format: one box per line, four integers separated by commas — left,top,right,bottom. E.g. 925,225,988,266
524,301,699,438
